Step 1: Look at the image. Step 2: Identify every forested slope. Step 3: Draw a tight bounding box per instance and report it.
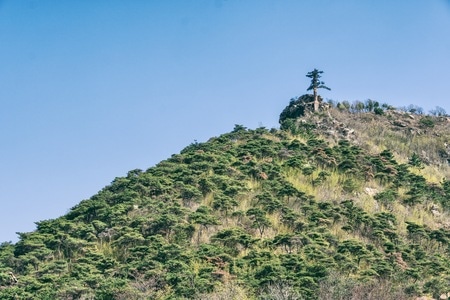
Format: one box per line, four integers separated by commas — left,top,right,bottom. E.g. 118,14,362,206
1,103,450,299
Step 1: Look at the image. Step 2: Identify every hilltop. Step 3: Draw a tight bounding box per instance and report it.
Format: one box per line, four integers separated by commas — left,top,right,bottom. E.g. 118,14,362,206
1,99,450,299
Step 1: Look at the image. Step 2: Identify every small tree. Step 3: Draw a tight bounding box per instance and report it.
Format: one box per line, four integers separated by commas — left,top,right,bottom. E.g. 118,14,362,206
429,106,447,116
408,152,423,169
246,208,271,237
306,69,331,111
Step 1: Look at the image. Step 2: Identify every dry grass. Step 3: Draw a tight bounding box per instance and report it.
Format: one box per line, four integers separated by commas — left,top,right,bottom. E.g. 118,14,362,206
324,108,450,170
195,281,253,300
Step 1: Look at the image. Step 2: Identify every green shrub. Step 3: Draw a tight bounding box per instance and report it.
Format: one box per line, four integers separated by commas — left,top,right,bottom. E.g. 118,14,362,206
419,116,435,128
279,94,317,125
374,107,384,115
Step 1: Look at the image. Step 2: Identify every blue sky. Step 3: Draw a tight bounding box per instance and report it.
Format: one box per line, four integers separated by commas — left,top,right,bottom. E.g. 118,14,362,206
1,1,450,242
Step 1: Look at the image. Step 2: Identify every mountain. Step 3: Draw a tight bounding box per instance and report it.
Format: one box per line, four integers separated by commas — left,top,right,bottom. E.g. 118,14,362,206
1,98,450,299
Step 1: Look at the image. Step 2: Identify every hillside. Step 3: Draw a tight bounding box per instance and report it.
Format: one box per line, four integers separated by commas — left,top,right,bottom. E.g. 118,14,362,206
1,100,450,299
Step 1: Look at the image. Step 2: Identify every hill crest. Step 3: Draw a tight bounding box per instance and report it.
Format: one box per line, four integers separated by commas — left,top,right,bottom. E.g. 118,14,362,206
1,103,449,299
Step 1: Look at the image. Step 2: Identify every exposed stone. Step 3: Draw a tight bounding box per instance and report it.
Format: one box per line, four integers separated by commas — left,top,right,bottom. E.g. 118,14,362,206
364,187,378,197
431,210,441,217
341,127,355,137
393,120,407,127
439,292,450,300
258,172,268,180
430,204,441,217
415,296,433,300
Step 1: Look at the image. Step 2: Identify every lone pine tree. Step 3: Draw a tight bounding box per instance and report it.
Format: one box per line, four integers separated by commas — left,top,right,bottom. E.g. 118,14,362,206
306,69,331,111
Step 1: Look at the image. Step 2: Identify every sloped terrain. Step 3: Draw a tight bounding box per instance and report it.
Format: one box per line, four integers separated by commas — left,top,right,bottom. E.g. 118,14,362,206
1,105,450,299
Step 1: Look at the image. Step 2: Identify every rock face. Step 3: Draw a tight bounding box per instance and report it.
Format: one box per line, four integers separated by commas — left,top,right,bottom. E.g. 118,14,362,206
293,110,358,143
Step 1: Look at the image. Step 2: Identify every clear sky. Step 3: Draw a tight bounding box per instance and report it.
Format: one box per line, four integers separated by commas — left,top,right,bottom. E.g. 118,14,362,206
1,1,450,242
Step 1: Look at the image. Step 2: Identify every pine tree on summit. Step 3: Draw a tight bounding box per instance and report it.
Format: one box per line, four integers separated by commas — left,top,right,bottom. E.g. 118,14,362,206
306,69,330,111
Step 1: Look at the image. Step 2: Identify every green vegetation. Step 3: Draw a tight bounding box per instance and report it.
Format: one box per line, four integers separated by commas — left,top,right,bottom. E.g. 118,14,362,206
1,101,450,299
279,94,317,127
